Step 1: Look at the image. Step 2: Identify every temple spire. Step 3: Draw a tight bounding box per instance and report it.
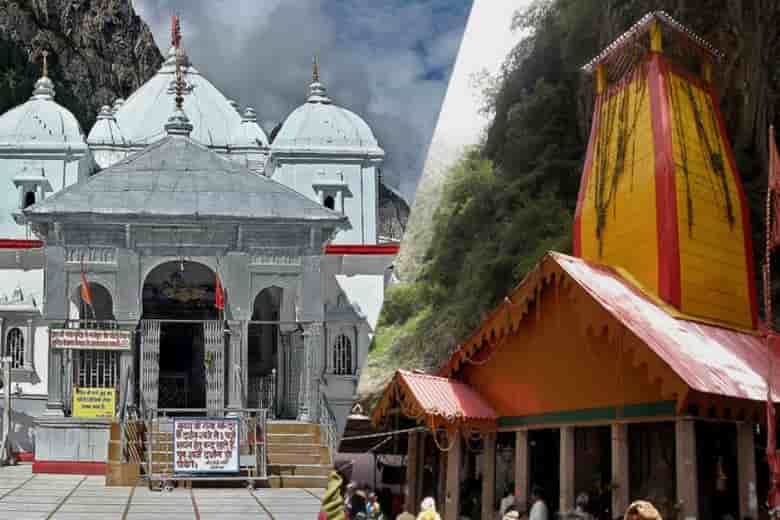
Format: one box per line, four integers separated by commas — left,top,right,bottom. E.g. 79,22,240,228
171,14,182,50
164,13,192,137
32,50,55,100
41,50,49,78
307,55,331,104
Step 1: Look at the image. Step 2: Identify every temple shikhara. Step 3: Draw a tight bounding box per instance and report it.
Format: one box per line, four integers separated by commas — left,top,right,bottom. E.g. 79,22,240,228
368,12,779,520
0,17,398,485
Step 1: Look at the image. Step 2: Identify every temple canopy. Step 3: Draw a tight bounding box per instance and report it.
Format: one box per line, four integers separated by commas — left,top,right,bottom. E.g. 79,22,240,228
23,130,348,224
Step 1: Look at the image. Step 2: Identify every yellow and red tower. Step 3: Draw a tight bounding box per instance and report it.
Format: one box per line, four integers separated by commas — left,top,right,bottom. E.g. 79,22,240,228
573,12,757,330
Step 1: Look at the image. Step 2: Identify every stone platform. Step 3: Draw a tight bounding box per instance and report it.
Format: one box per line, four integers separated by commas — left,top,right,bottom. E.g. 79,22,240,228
0,464,324,519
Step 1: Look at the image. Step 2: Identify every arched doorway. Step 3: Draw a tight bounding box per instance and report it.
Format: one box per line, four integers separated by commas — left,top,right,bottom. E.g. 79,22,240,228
248,287,281,412
141,261,218,411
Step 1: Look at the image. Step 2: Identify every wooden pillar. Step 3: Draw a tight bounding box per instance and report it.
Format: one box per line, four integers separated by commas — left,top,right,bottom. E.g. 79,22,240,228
445,432,462,520
611,423,630,515
482,432,496,520
675,418,699,518
737,422,759,519
560,426,576,513
416,433,426,509
515,430,529,510
438,448,447,511
405,431,420,513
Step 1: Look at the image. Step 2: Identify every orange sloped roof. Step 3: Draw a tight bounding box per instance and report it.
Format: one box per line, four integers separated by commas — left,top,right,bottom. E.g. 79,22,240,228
371,369,497,432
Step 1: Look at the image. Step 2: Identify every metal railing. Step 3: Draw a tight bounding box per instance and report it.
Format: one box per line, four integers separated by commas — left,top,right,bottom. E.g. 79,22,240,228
319,393,339,460
142,407,268,486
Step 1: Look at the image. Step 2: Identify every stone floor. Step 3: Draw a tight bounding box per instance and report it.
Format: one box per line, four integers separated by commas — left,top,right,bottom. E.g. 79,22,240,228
0,465,325,519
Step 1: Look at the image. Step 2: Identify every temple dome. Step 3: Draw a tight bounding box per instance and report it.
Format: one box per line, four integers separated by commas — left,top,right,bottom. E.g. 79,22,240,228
235,107,269,148
0,72,85,148
87,105,127,146
272,75,382,154
113,46,243,149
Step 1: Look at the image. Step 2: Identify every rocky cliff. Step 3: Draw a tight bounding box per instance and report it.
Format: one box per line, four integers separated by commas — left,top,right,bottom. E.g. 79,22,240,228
0,0,162,130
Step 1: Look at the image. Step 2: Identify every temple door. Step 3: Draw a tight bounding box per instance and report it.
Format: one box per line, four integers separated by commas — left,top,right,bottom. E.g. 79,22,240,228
204,320,225,414
140,319,161,412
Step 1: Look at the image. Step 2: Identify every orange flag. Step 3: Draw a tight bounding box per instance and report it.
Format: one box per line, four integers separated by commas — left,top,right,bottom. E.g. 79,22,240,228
80,267,93,307
215,273,225,311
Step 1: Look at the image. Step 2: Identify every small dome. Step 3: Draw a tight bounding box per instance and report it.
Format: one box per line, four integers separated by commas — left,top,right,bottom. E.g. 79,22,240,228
234,107,269,148
272,73,381,153
87,105,127,146
114,45,242,148
0,70,84,148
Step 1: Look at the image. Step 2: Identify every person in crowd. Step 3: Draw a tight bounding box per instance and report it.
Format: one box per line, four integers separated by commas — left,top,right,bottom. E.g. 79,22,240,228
528,485,549,520
396,513,416,520
499,483,516,519
319,461,352,520
350,487,368,520
367,491,384,519
623,501,661,520
417,496,442,520
502,508,520,520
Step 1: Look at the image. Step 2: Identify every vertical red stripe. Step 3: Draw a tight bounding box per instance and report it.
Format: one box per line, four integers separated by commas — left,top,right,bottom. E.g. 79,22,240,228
707,83,759,329
647,53,682,308
573,94,603,257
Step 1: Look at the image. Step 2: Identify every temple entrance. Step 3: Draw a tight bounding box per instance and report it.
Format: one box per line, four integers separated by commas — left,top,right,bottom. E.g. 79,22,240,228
140,261,219,413
247,287,281,413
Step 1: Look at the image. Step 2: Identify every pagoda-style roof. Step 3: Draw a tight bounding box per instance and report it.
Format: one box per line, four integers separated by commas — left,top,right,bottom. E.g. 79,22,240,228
24,134,348,225
582,11,724,74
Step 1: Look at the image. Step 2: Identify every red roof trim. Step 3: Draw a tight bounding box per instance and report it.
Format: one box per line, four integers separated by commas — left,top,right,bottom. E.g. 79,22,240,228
324,244,399,255
0,239,43,249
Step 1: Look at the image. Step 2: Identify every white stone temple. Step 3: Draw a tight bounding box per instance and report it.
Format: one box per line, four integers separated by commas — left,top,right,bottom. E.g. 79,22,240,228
0,26,398,476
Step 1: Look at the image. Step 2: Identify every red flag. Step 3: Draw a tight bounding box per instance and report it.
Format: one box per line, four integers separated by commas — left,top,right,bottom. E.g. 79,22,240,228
215,273,225,311
770,126,780,248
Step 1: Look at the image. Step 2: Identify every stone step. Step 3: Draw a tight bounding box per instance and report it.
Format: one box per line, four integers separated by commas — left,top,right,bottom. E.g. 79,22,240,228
267,432,319,444
267,475,328,488
266,442,325,454
267,421,320,435
267,463,332,477
268,452,323,465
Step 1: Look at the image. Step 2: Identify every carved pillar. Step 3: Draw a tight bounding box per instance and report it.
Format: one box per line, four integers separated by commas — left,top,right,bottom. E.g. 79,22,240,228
445,432,462,520
405,431,420,513
515,430,529,509
298,322,322,422
560,426,576,513
737,422,758,519
119,336,135,410
44,329,64,416
227,320,244,409
24,319,34,370
611,423,630,515
675,418,699,518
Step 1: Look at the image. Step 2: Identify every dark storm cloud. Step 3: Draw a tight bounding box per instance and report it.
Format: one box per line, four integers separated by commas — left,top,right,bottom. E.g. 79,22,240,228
133,0,471,201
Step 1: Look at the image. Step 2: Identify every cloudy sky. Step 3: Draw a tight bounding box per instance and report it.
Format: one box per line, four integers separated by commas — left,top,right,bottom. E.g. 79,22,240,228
133,0,473,201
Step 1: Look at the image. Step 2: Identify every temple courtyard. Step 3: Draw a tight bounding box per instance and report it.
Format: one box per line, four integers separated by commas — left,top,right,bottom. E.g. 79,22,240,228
0,465,324,519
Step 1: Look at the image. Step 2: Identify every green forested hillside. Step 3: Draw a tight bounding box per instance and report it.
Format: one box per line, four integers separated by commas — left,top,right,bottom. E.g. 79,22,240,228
360,0,780,401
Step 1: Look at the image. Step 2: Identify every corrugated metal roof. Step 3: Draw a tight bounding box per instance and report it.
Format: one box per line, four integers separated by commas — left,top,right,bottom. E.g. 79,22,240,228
442,251,780,405
372,369,498,430
24,134,348,224
552,252,778,403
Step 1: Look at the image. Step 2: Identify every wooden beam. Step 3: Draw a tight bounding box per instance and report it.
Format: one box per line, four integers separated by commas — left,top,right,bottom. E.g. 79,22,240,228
405,431,420,513
611,423,629,514
560,426,575,513
445,433,462,520
675,418,698,518
482,432,496,520
515,430,529,510
737,422,758,519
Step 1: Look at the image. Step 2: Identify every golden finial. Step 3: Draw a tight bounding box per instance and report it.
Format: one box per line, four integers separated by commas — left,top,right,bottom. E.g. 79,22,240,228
41,50,49,77
174,46,184,110
312,55,320,83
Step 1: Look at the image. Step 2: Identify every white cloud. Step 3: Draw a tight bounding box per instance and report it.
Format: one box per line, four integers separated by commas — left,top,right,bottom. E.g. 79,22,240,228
132,0,471,201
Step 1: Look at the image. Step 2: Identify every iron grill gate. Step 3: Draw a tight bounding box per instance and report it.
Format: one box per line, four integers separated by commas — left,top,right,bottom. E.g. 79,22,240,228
204,320,224,413
140,320,161,411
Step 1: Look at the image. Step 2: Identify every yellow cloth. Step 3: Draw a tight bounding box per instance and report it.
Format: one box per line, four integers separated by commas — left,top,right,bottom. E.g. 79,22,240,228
416,511,441,520
321,471,346,520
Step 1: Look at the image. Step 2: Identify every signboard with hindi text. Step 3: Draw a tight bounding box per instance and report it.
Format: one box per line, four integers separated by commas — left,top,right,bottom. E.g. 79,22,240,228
72,387,116,418
173,418,240,474
50,328,132,351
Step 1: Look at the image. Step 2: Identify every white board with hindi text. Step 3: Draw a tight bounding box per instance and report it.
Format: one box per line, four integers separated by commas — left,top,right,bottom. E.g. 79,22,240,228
173,417,240,474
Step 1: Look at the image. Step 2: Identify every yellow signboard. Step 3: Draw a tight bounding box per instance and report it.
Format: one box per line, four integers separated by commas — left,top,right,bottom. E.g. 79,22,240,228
72,387,116,418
